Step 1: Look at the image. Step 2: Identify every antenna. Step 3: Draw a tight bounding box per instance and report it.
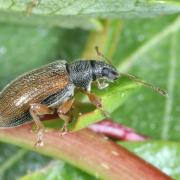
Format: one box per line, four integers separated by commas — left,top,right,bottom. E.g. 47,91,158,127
94,46,168,97
120,73,168,97
95,46,112,64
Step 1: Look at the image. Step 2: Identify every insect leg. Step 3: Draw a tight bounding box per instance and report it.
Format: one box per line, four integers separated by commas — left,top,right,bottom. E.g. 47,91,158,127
85,91,102,108
29,103,54,147
57,98,75,133
96,80,109,89
82,90,109,117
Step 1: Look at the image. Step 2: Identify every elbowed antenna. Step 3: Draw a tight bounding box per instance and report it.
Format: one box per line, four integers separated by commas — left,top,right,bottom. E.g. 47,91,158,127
94,46,168,97
120,73,168,97
95,46,112,65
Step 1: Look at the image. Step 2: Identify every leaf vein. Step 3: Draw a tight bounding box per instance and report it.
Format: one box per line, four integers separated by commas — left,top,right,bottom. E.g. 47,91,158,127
161,33,177,139
118,16,180,72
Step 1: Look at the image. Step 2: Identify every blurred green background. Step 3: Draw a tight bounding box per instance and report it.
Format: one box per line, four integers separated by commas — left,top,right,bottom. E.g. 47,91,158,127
0,1,179,179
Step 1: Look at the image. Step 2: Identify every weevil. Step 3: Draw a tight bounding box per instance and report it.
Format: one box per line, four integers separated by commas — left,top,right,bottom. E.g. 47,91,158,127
0,59,119,146
0,48,167,146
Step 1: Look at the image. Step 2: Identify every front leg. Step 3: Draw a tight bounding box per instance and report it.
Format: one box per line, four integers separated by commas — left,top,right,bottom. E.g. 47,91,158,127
81,90,109,117
96,80,109,89
84,91,102,108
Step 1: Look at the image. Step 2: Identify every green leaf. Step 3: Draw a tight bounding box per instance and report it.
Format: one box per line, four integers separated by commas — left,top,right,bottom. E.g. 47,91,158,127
0,24,88,88
1,0,180,17
0,144,51,180
0,11,103,30
112,15,180,140
121,141,180,180
20,160,95,180
0,0,180,29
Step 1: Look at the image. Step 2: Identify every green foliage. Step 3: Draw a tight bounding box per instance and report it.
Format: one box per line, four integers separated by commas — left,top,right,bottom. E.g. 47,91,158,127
0,0,180,29
0,1,179,180
20,161,95,180
122,141,180,180
112,15,180,140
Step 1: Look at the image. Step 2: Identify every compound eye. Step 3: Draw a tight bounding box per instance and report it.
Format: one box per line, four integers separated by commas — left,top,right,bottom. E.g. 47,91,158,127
102,68,109,76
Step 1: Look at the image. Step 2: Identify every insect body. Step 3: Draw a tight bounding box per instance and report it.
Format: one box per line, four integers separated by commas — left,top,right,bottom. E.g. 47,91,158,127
0,60,119,146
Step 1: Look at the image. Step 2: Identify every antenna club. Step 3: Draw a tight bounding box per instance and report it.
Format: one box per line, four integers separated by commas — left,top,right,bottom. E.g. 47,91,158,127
157,88,168,97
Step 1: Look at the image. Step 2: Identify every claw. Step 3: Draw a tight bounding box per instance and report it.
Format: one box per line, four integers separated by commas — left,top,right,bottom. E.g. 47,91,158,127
97,80,109,89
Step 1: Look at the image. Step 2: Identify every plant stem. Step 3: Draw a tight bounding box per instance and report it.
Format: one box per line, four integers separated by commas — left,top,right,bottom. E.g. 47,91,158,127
0,124,172,180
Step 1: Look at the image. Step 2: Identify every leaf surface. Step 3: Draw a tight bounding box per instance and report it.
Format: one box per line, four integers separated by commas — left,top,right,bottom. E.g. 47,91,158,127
0,0,179,29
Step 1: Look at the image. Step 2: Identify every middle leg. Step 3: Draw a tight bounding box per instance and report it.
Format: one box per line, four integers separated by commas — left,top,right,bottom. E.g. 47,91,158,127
57,98,75,132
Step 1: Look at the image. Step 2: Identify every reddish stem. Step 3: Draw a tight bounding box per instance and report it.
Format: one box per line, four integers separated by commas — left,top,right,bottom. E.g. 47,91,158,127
0,124,172,180
89,119,148,141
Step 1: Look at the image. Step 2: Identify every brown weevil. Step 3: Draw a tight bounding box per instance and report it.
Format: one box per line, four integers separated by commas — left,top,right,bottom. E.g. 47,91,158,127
0,59,119,146
0,48,167,146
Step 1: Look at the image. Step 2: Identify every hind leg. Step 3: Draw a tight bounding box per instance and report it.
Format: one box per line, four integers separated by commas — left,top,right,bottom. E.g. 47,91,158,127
29,103,54,147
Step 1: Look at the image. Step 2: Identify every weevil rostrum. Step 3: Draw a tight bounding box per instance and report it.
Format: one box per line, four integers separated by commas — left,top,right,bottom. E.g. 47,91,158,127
0,54,167,146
